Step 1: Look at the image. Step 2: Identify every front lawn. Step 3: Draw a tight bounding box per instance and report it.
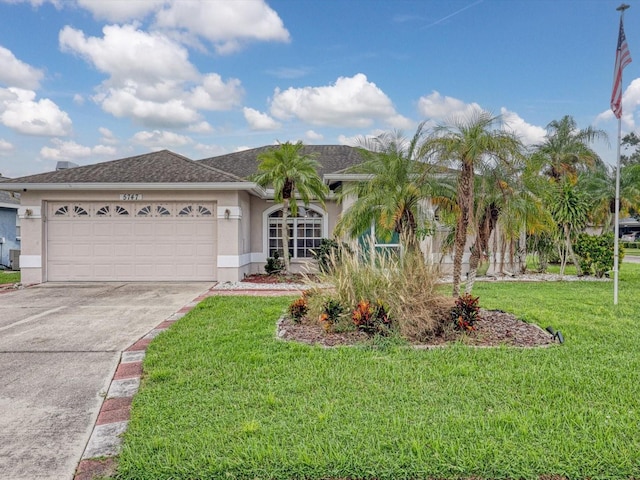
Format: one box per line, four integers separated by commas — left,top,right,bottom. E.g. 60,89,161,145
0,270,20,284
114,266,640,479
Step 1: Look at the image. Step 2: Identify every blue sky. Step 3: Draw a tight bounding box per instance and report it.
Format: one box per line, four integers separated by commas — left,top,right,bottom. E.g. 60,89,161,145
0,0,636,177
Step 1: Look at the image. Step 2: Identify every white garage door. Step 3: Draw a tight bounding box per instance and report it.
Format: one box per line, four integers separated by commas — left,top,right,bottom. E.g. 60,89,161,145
46,201,216,281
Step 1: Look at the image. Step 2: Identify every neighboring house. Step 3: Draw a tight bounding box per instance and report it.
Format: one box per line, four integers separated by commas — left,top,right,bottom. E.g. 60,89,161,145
1,148,367,284
0,175,20,270
619,217,640,237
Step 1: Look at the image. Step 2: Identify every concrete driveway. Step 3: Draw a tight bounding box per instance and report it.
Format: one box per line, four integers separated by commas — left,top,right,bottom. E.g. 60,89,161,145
0,282,212,480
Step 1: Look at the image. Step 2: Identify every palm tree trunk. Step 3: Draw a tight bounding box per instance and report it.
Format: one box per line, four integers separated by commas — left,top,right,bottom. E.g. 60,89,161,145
466,206,497,294
282,198,291,272
564,223,582,276
465,243,480,294
452,163,473,297
559,241,567,276
518,230,527,274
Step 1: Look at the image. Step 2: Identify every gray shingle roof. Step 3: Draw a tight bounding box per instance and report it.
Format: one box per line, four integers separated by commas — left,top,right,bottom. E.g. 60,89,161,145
198,145,365,179
0,190,19,205
3,150,244,184
0,174,19,206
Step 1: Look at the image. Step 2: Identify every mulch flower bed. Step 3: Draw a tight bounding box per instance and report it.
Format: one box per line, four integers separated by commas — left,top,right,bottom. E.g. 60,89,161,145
277,309,556,348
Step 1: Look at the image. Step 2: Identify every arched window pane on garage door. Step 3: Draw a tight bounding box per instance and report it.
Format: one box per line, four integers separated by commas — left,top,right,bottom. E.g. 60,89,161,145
268,209,323,259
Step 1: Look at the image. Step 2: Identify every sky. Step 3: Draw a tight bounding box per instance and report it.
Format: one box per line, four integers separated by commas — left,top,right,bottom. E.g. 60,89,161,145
0,0,637,178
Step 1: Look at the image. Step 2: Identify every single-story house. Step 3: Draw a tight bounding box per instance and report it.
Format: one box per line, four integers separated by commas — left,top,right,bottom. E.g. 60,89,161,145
0,175,21,270
1,147,375,284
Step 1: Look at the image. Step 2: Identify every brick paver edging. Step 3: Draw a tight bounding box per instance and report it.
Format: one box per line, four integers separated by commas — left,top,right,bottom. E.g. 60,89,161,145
73,284,302,480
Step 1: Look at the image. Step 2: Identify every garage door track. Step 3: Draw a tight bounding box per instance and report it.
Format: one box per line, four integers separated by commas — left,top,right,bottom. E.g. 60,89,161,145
0,282,212,480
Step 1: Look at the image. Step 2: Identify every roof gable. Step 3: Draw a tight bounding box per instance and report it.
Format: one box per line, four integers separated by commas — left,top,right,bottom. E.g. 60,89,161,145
198,145,365,179
3,150,244,185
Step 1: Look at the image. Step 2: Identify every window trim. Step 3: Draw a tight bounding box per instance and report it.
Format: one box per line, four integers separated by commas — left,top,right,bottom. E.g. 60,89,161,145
262,203,328,261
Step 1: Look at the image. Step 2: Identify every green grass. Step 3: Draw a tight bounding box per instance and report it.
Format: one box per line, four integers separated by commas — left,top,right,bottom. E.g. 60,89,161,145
0,270,20,284
625,247,640,256
114,267,640,479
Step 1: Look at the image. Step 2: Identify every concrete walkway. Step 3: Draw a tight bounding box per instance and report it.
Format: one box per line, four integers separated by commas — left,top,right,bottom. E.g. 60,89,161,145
0,282,212,480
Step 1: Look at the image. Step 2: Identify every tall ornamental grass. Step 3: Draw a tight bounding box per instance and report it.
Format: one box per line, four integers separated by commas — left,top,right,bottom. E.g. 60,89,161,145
312,246,454,341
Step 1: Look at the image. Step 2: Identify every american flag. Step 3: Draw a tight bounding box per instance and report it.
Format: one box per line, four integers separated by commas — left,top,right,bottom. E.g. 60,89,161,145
611,17,632,119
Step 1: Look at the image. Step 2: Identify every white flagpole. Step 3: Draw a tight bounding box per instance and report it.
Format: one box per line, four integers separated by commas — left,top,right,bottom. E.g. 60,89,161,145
613,3,630,305
614,115,622,305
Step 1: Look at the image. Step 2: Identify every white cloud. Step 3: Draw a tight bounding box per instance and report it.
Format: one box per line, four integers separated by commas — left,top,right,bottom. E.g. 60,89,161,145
0,138,14,154
0,87,72,136
418,92,545,145
243,107,281,130
98,126,118,144
73,93,85,105
305,130,324,142
60,24,198,86
188,121,214,133
270,73,411,128
188,74,243,110
131,129,193,148
0,0,60,7
338,129,387,147
499,108,546,146
418,91,482,121
75,0,164,22
39,138,116,161
7,0,290,55
194,143,227,157
59,24,243,128
337,134,358,146
155,0,290,54
92,144,118,156
96,85,201,127
0,46,44,89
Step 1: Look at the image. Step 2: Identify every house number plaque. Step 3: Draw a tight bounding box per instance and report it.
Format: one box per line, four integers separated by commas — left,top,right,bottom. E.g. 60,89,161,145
119,193,143,201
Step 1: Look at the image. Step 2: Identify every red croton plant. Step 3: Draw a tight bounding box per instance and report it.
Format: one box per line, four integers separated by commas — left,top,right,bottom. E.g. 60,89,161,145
451,294,481,331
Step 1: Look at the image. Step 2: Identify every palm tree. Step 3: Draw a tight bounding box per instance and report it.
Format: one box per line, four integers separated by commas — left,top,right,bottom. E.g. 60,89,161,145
462,153,553,293
425,111,524,296
532,115,608,273
499,157,555,274
532,115,607,181
464,166,508,293
251,141,329,272
547,177,590,275
336,123,454,253
583,162,640,231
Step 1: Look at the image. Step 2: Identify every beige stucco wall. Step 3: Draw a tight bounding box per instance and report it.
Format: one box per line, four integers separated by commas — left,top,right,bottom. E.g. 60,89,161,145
18,189,227,284
215,190,253,281
18,188,350,283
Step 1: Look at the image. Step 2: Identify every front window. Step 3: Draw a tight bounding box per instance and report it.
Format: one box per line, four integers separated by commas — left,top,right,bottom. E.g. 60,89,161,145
268,209,323,259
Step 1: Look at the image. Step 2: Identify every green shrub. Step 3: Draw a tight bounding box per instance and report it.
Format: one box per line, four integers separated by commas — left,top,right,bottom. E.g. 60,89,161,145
311,238,352,273
451,294,480,331
573,233,624,278
265,251,285,275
